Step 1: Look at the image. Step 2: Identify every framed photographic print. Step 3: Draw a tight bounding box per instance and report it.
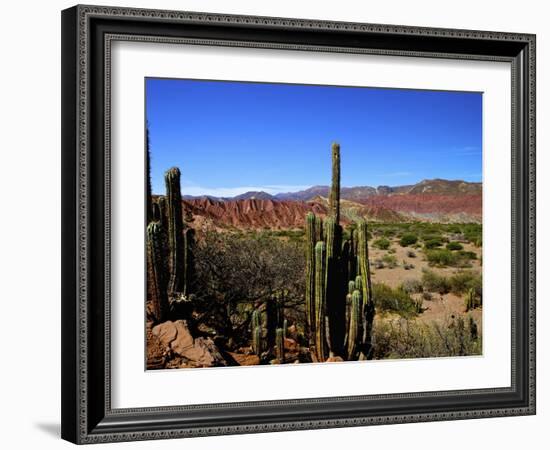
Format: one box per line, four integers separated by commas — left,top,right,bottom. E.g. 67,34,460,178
61,4,536,444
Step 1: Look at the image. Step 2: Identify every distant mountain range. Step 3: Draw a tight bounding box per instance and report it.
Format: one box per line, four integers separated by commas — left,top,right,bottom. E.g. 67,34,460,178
177,179,482,229
183,179,481,202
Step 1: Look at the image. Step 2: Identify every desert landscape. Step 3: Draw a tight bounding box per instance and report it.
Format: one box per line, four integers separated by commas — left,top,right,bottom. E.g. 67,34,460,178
146,143,482,369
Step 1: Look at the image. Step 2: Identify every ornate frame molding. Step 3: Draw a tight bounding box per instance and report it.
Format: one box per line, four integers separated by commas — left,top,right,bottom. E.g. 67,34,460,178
62,5,536,444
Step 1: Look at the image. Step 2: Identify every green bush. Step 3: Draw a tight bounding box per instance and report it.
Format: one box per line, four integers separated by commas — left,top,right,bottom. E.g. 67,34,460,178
457,250,477,260
463,224,482,246
421,269,450,294
372,317,482,359
424,238,443,249
382,254,398,268
422,233,445,242
400,278,423,294
449,271,482,296
373,238,391,250
426,248,456,266
372,283,421,318
399,233,418,247
446,241,464,251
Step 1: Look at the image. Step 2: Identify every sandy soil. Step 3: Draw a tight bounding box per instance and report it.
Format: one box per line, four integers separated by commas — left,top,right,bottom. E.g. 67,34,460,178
370,237,483,330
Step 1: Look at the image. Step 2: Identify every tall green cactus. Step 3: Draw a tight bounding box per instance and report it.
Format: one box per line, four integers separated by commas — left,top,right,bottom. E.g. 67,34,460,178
252,326,262,356
329,142,341,224
305,212,317,344
304,143,375,362
314,241,327,361
146,222,169,323
165,167,184,294
346,289,362,360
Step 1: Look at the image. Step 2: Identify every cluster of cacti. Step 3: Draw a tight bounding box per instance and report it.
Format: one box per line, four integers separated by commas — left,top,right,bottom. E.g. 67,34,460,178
464,288,481,311
146,164,196,324
250,291,288,361
305,143,375,362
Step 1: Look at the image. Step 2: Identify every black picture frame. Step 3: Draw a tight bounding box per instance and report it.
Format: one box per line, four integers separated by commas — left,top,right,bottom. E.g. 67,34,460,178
61,4,536,444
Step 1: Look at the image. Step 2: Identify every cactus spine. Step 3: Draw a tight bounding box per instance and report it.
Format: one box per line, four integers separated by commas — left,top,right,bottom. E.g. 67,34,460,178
146,222,169,322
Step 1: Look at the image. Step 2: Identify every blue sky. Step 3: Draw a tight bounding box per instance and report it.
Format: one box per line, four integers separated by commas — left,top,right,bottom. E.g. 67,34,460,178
146,78,482,196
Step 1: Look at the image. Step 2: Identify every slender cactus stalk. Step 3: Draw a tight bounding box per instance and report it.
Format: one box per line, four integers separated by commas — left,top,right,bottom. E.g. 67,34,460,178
146,222,169,323
314,241,327,362
165,167,184,294
305,212,317,344
329,142,341,225
252,309,260,331
347,289,362,360
252,326,262,356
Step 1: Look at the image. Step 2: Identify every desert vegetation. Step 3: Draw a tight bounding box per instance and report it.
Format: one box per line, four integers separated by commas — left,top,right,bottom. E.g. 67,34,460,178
146,143,482,370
